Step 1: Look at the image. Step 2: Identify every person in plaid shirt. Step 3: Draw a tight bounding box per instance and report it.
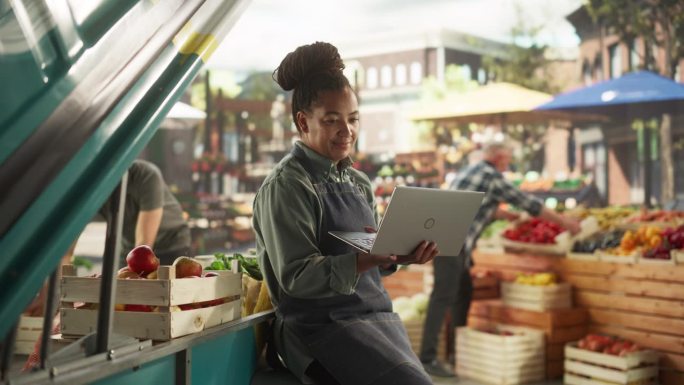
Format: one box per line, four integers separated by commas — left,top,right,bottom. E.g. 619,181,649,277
419,142,581,378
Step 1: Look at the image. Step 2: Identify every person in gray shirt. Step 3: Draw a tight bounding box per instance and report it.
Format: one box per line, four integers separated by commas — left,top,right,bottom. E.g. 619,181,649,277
98,159,191,265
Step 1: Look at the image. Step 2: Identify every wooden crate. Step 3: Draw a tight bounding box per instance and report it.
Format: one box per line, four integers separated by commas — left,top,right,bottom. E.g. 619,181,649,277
403,318,447,360
472,250,684,385
60,265,242,340
472,275,499,300
501,282,572,312
15,316,42,355
469,298,588,380
567,252,600,261
456,325,545,385
564,342,658,385
382,264,432,299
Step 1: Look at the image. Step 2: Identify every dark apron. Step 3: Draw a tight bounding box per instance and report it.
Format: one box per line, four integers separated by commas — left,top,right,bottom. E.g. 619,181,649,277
278,146,431,385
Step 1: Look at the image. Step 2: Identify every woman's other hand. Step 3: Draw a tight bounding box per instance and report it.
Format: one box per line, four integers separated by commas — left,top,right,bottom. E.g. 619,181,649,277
356,241,438,273
396,241,439,265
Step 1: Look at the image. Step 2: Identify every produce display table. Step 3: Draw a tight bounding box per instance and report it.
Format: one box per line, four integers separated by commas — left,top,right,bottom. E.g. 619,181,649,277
472,250,684,385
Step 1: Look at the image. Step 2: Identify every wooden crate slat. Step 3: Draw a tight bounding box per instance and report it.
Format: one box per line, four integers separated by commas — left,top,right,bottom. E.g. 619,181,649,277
565,344,659,370
456,363,544,385
589,324,684,355
18,316,43,329
546,324,588,344
472,276,499,289
563,372,656,385
457,352,544,373
501,282,571,298
473,287,499,300
574,290,684,318
14,341,36,355
661,352,684,371
588,308,684,336
661,369,684,385
563,275,684,301
555,258,684,283
564,360,658,383
61,299,241,341
502,298,573,312
17,329,42,342
61,271,241,306
470,300,588,328
168,299,241,338
61,277,170,306
168,273,241,305
473,251,555,271
457,342,544,364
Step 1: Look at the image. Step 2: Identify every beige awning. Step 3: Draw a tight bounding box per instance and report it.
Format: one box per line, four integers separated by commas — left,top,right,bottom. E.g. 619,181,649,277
410,82,606,125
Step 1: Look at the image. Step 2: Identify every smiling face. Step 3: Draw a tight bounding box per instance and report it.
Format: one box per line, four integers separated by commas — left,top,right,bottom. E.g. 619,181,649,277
296,87,359,163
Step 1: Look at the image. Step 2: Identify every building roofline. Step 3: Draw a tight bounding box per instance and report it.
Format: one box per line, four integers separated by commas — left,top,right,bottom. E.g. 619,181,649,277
339,27,510,60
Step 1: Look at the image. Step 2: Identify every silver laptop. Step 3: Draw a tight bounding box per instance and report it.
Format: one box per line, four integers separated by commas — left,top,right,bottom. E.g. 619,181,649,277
329,186,484,256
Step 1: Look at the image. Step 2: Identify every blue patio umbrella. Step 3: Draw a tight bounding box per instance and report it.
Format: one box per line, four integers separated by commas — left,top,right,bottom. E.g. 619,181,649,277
535,71,684,207
535,71,684,113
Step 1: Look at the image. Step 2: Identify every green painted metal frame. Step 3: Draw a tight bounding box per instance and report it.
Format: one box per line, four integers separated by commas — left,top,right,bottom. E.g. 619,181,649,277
0,0,252,341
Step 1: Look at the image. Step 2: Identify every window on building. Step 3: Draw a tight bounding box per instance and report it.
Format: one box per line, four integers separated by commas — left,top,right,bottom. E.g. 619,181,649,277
460,65,472,81
381,65,392,87
367,67,378,89
594,56,603,81
410,61,422,85
395,64,407,86
477,68,487,84
629,39,640,71
582,60,592,85
609,43,622,78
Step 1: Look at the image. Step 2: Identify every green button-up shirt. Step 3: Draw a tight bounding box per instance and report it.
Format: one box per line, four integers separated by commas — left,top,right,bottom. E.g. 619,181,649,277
252,141,384,382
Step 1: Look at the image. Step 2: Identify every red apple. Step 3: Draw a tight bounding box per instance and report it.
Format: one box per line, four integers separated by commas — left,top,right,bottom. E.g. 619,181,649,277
126,245,160,275
204,272,219,277
123,304,153,312
173,257,202,278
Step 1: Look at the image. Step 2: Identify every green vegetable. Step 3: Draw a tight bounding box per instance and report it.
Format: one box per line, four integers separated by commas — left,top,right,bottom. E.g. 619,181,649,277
204,252,263,280
72,256,94,270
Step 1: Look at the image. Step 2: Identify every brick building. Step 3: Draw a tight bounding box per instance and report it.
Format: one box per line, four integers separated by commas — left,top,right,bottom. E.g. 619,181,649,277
566,6,684,205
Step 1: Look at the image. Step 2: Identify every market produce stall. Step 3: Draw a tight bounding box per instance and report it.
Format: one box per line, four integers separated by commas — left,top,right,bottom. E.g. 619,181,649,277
471,249,684,385
0,1,272,384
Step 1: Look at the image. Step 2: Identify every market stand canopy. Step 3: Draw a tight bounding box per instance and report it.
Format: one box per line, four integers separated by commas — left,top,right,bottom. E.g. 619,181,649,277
409,82,600,125
535,71,684,115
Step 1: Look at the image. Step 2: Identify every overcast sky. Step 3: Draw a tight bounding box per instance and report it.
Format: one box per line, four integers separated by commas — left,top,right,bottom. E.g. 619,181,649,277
208,0,584,72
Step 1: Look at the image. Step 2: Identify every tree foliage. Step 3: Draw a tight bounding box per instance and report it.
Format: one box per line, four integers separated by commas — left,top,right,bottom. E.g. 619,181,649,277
482,6,557,94
585,0,684,78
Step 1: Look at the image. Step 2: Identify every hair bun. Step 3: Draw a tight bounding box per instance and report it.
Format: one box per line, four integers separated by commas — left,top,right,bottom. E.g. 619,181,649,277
273,41,345,91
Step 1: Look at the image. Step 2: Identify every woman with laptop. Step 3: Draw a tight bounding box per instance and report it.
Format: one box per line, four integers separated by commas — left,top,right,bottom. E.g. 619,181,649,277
252,42,438,385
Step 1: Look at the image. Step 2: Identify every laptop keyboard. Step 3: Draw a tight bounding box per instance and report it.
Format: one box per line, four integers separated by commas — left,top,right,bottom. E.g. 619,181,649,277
350,237,375,249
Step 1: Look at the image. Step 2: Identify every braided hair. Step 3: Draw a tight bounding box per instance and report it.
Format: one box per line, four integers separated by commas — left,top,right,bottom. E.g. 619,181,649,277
272,42,353,132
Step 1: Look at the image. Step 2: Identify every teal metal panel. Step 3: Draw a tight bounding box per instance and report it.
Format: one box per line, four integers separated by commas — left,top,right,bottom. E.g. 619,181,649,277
192,327,257,385
91,354,175,385
0,0,252,340
0,44,205,339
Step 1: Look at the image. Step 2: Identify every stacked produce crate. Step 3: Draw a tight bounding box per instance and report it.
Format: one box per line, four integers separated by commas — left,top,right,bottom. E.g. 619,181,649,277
564,335,659,385
456,324,545,385
60,263,242,341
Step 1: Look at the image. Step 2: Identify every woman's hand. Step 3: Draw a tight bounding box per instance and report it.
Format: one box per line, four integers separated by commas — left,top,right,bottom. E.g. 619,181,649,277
356,252,397,273
356,241,439,273
396,241,439,265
